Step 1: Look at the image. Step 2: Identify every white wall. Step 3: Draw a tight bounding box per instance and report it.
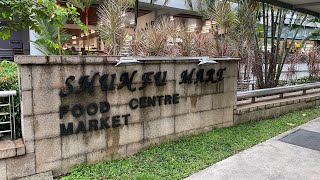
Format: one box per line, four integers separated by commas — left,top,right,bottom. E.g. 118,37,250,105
139,0,198,11
29,29,43,55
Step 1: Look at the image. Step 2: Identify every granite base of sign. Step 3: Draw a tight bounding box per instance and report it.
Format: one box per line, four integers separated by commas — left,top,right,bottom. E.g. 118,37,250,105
0,56,238,179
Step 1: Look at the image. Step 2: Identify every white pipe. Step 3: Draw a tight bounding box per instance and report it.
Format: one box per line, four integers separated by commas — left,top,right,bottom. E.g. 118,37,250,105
0,91,17,97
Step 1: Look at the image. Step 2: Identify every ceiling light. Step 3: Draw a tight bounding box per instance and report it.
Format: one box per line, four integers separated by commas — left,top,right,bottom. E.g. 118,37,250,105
72,36,77,40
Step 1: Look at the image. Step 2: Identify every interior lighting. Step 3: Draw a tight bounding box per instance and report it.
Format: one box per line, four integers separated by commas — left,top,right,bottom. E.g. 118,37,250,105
72,36,77,40
205,20,216,25
91,30,95,34
72,41,77,45
81,34,84,37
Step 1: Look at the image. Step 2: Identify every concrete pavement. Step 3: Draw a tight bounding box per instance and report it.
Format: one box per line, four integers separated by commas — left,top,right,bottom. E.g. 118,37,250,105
185,118,320,180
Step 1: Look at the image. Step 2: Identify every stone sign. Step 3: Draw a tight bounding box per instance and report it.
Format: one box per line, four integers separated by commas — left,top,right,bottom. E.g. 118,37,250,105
1,56,238,179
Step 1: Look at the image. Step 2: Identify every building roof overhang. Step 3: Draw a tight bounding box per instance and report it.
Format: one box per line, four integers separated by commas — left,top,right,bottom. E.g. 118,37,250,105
257,0,320,17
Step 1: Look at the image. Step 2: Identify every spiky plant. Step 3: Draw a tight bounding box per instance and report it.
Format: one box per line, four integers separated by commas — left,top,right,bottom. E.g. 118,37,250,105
307,46,320,78
192,32,214,56
177,30,193,56
140,17,172,56
129,30,143,56
97,0,135,55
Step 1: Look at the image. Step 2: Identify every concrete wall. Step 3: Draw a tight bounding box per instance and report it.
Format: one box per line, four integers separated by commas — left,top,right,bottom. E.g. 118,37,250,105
0,56,238,179
234,93,320,124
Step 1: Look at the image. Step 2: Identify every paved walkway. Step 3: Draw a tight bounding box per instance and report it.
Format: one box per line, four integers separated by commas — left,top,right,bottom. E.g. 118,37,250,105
186,117,320,180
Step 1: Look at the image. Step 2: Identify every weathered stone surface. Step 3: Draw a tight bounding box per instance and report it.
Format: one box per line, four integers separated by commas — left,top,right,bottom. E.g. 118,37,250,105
175,113,201,133
36,160,61,176
139,106,161,122
0,160,6,180
62,133,87,159
160,63,175,81
132,64,160,84
35,138,61,165
20,66,32,91
223,107,234,125
222,92,236,108
198,95,213,112
86,150,112,164
200,109,223,128
17,171,53,180
84,56,107,64
6,153,36,180
223,77,237,93
32,66,63,90
21,116,34,143
61,65,83,86
14,56,239,179
25,140,35,154
0,140,16,159
175,96,189,116
86,130,107,152
61,56,84,64
160,102,176,118
144,117,174,139
174,63,198,81
187,83,202,96
15,139,26,156
223,121,233,127
22,91,33,116
33,88,61,115
34,113,60,140
212,93,224,109
15,56,47,64
60,155,86,175
48,56,62,64
119,123,144,146
126,142,147,156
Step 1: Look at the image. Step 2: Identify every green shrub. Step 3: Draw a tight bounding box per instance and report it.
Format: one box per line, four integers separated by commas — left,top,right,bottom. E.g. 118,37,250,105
0,61,21,138
279,76,320,86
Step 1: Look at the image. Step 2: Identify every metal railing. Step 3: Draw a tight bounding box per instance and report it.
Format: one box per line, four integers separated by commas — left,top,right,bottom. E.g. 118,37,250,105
0,91,17,140
237,82,320,103
0,49,28,61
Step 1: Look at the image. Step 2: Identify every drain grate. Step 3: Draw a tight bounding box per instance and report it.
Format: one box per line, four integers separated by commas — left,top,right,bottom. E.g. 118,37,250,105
279,129,320,151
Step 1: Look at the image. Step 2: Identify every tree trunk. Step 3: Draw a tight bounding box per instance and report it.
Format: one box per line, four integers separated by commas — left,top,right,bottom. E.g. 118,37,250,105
85,1,90,52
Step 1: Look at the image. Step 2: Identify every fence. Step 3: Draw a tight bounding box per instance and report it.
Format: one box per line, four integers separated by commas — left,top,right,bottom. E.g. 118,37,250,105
0,90,17,140
237,82,320,103
0,49,28,61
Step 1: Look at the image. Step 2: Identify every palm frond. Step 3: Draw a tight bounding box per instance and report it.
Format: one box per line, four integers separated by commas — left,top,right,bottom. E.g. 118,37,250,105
32,17,70,55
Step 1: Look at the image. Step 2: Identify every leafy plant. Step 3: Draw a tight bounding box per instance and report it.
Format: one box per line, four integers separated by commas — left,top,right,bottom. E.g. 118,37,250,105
0,61,20,138
0,0,84,44
32,17,71,55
